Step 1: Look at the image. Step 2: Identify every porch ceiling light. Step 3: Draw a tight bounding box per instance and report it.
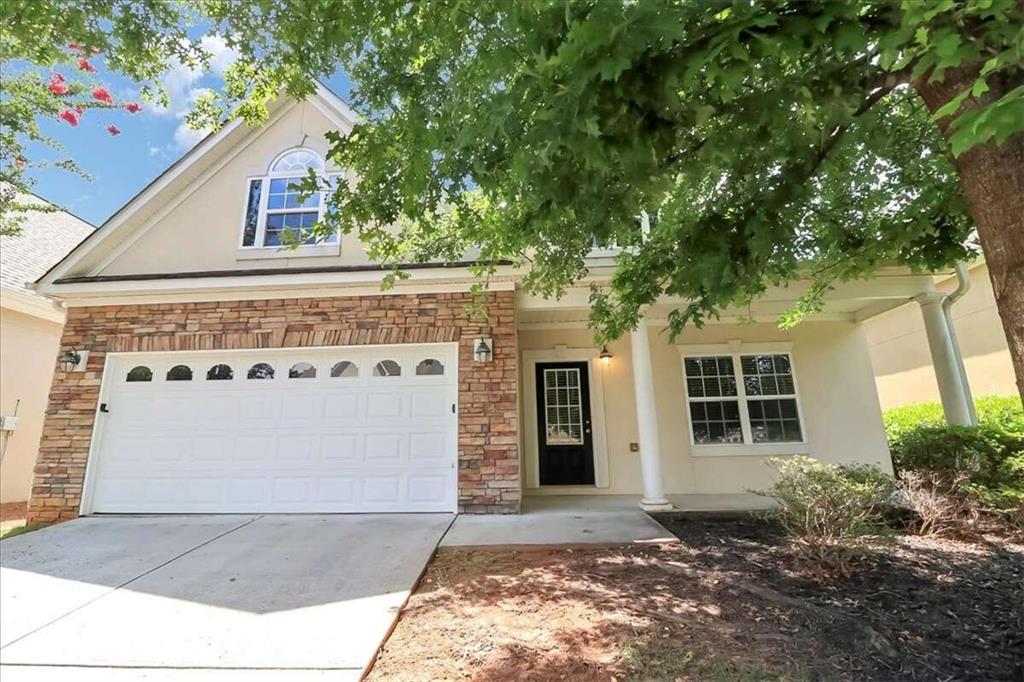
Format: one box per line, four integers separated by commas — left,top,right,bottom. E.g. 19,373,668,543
599,346,613,365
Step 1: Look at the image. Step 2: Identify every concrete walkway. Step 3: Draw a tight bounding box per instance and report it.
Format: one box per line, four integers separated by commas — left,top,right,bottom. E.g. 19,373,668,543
0,514,452,681
442,497,676,547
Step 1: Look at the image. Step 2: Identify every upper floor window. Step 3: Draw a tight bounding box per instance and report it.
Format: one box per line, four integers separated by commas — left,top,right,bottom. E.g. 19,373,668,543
240,148,340,249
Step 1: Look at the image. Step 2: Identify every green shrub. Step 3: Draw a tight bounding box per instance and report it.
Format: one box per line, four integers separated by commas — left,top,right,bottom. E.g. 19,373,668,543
883,395,1023,443
885,396,1023,513
884,393,1019,516
759,457,895,572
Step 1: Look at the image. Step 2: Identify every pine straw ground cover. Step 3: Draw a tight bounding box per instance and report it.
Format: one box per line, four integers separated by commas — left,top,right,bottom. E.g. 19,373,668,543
368,514,1023,681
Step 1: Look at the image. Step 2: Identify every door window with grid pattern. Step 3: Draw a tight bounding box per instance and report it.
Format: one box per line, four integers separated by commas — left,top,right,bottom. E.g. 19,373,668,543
543,368,584,445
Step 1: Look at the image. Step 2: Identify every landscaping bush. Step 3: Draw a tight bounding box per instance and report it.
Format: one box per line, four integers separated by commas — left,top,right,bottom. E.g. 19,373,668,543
896,470,980,538
759,457,895,574
883,395,1023,443
884,396,1023,519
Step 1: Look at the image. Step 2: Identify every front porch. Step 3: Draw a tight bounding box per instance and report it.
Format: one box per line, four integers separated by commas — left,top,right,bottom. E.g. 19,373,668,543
513,267,973,511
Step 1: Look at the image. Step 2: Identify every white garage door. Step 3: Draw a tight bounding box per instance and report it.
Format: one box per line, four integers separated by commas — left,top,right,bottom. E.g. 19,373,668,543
84,344,458,514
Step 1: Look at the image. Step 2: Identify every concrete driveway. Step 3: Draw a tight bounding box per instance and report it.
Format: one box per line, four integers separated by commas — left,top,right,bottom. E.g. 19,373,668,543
0,514,453,681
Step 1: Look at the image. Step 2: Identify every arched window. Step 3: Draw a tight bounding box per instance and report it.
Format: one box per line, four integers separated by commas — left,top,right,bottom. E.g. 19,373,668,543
272,149,323,173
330,360,358,378
166,365,193,381
239,148,339,249
206,364,233,380
289,362,317,379
126,366,153,382
247,362,275,380
416,359,444,376
373,360,402,377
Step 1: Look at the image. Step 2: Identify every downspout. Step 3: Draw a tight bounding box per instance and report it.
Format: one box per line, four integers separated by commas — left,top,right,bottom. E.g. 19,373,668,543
942,262,978,425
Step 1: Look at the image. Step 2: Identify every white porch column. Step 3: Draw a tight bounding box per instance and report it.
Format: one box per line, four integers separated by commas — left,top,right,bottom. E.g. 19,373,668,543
630,319,673,511
913,292,972,426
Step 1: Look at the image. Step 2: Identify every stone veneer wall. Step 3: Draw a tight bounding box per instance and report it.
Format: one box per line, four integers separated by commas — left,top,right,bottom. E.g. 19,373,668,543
28,290,519,522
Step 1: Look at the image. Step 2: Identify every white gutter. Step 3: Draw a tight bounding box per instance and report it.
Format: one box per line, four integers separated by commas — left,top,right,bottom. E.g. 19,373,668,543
942,262,978,425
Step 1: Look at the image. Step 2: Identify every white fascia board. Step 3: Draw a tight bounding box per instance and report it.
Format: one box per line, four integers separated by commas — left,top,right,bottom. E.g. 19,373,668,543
37,117,247,286
0,286,67,323
89,102,300,276
47,269,519,307
314,81,360,126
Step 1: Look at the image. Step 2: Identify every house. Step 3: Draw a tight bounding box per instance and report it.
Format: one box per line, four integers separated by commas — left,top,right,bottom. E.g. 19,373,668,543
25,85,975,523
864,260,1016,411
1,195,94,507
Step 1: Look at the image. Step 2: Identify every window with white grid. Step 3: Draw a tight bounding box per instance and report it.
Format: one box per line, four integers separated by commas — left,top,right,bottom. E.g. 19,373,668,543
683,350,804,446
543,368,584,445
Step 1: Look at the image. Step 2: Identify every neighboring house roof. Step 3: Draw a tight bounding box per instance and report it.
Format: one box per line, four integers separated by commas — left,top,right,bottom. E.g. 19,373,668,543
1,193,94,300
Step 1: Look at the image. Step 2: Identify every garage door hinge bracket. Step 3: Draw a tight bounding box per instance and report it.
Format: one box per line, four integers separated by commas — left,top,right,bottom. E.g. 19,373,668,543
451,403,456,414
100,403,110,413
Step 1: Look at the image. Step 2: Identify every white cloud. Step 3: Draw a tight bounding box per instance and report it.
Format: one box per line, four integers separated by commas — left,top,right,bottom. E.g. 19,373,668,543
172,120,212,151
148,34,239,151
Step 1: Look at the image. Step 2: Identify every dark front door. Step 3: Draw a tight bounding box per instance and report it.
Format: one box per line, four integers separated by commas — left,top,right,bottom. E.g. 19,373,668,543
536,361,595,485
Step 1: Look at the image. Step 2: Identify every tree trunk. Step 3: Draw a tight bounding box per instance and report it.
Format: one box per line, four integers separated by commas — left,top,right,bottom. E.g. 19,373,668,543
915,68,1024,403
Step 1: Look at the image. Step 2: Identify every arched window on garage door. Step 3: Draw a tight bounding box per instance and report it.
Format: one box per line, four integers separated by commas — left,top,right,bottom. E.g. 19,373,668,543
247,362,275,380
126,366,153,382
206,364,234,380
166,365,193,381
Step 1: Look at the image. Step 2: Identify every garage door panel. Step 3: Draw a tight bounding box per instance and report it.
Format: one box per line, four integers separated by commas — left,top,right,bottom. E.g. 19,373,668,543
273,477,313,503
320,433,359,462
407,474,449,503
193,436,234,462
88,345,458,513
323,393,360,419
411,392,449,418
362,476,401,504
366,392,405,419
237,394,281,423
275,434,315,461
364,433,404,462
409,432,448,462
316,477,358,504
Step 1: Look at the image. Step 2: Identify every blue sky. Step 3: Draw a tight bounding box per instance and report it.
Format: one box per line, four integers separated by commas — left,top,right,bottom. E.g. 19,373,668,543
25,40,353,227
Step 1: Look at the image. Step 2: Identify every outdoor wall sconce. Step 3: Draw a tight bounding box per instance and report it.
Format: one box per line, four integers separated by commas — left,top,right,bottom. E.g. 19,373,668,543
58,348,87,372
599,346,613,365
474,338,493,363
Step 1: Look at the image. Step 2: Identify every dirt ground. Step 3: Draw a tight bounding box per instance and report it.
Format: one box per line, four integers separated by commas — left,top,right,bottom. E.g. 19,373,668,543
368,514,1024,681
0,501,27,522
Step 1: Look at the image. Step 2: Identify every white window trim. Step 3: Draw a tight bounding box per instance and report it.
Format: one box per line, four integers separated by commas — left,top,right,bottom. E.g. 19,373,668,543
237,148,341,259
678,341,810,457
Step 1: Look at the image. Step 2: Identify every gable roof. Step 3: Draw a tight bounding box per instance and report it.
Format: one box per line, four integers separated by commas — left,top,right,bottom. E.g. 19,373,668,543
35,82,357,289
1,192,94,298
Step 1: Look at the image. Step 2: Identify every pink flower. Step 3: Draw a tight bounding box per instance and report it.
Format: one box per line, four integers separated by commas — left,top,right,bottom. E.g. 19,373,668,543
58,109,80,127
73,105,85,114
15,158,27,169
68,42,81,52
48,72,68,94
123,101,141,114
77,57,97,73
91,86,113,104
106,124,121,136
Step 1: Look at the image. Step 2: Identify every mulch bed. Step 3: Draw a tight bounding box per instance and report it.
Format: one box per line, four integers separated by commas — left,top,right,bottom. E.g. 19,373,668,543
652,513,1024,680
368,514,1023,681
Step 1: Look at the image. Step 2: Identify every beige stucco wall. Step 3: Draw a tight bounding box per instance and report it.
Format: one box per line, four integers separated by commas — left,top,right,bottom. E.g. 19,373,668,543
864,264,1014,410
519,320,892,497
0,305,62,503
102,101,378,276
